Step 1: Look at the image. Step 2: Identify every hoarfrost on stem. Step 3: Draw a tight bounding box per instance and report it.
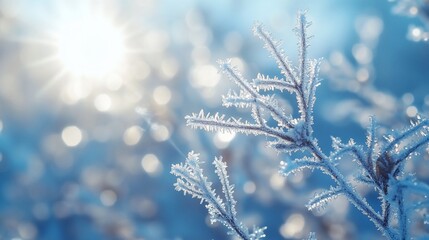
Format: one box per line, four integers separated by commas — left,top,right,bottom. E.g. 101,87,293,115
171,152,267,240
173,11,429,240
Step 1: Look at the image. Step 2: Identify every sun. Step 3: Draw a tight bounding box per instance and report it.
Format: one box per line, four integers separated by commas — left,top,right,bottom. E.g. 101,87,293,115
56,15,125,78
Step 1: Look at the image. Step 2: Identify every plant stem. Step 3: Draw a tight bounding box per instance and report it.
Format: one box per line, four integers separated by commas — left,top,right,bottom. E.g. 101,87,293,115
307,141,399,240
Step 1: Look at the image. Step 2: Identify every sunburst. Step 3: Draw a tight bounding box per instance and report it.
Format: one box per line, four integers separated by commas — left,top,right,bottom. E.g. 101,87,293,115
55,15,126,79
25,2,133,99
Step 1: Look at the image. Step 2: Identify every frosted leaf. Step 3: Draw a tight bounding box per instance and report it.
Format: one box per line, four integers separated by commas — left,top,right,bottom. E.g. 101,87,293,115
307,186,343,211
355,173,374,186
280,157,321,176
213,156,237,217
171,152,266,240
222,90,255,108
287,121,308,146
253,74,295,92
331,137,344,151
249,226,267,240
253,23,298,86
295,10,312,84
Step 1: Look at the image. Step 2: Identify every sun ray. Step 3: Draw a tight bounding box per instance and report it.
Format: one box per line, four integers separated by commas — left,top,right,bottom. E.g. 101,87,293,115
36,68,68,98
28,55,59,67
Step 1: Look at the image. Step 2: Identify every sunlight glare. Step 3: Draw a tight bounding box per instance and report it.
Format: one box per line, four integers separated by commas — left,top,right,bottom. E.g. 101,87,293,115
57,16,125,78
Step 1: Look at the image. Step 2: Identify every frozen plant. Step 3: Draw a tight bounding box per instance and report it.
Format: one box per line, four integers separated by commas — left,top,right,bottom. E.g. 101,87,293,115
172,11,429,239
171,152,267,240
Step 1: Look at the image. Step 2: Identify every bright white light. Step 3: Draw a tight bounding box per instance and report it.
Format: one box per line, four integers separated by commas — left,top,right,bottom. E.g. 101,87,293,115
243,181,256,194
153,86,172,105
56,16,125,78
270,173,286,190
150,124,170,142
412,27,422,38
61,125,83,147
280,213,305,238
141,154,163,176
123,125,143,146
94,93,112,112
213,131,236,149
406,106,418,118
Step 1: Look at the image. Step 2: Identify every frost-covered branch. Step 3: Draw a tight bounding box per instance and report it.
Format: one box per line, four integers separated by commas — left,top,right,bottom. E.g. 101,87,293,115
171,152,266,240
176,11,429,239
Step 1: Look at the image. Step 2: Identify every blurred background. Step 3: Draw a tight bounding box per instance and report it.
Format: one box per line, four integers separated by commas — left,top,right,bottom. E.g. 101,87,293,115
0,0,428,239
